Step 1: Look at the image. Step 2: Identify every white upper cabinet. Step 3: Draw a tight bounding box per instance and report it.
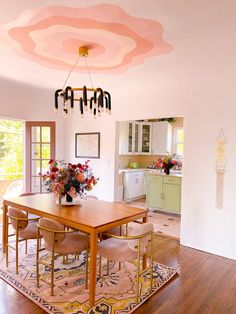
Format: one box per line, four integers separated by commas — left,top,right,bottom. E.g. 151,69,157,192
152,121,172,155
119,121,152,155
139,122,152,154
119,121,140,155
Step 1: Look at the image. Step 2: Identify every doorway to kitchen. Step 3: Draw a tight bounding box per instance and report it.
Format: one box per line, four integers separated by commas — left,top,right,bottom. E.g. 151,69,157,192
115,116,184,240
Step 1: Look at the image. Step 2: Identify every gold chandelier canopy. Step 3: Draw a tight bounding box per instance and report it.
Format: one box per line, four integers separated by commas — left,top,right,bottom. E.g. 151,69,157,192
55,47,111,117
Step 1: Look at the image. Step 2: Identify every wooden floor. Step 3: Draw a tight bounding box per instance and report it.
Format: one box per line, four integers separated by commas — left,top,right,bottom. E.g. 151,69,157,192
1,235,236,313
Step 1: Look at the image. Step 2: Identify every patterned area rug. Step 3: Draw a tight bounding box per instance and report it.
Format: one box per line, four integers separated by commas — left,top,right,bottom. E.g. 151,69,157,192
0,240,178,314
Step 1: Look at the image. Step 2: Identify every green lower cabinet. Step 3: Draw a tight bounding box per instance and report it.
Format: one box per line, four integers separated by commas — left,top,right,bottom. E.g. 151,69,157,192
162,183,181,213
146,174,181,213
146,177,163,208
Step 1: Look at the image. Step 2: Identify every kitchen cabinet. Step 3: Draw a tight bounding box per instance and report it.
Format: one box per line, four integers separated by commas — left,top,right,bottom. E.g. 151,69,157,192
140,122,152,154
119,121,152,155
152,121,172,155
162,176,181,213
119,121,139,155
146,174,181,213
123,170,145,202
146,175,163,208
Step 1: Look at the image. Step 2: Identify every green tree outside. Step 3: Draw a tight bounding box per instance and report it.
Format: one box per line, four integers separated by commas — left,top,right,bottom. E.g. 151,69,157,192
0,119,23,180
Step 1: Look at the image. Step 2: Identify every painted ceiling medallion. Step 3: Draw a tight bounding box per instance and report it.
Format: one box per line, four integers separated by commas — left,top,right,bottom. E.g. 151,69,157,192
4,4,173,73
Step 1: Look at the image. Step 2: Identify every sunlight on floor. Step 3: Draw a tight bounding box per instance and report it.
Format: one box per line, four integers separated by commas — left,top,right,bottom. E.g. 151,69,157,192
128,198,180,239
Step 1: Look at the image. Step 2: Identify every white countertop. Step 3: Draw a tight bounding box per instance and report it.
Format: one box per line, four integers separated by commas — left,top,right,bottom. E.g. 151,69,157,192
119,168,182,177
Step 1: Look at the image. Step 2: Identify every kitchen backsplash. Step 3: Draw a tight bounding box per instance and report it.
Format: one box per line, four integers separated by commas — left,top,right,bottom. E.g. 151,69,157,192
119,155,165,169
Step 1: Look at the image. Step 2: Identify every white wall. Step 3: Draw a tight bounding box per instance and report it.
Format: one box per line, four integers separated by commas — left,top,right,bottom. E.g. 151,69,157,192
0,76,66,159
63,1,236,261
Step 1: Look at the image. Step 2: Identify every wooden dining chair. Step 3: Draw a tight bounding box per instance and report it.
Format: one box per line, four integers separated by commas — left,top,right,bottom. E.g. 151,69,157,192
19,192,40,219
97,222,154,304
36,218,89,296
6,207,40,274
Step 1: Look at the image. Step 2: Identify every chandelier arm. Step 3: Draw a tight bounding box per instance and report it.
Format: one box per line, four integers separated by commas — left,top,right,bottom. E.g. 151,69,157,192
79,98,83,115
55,89,63,110
83,86,87,107
104,92,111,111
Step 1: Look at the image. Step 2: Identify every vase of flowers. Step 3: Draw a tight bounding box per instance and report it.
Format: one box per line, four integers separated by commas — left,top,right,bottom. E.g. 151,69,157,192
41,159,98,204
156,156,182,175
162,157,175,175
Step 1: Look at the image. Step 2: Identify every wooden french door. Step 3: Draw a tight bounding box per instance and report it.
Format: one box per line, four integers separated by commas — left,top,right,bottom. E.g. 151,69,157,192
25,122,55,193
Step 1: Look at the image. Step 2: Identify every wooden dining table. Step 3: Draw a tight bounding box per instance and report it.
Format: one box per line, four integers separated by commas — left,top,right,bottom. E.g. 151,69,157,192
2,193,148,307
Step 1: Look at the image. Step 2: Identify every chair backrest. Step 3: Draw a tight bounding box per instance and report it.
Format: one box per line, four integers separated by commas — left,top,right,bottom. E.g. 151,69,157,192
8,207,28,230
128,223,154,251
38,218,65,245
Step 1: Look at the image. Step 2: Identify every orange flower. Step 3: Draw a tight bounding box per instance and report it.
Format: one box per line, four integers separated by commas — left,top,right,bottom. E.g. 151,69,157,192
77,173,85,182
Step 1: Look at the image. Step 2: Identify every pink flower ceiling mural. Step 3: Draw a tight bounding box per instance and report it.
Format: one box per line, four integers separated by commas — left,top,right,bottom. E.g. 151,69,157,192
3,4,173,73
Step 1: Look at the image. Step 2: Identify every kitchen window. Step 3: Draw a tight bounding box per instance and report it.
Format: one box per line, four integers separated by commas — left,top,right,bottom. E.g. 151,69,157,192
174,127,184,156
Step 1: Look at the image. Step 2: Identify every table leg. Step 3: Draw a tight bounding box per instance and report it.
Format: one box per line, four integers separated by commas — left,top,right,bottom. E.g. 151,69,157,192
143,213,148,269
2,202,7,253
89,230,98,307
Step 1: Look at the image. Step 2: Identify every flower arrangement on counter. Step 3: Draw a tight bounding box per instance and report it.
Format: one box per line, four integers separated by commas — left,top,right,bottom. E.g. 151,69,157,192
41,159,98,202
156,156,182,174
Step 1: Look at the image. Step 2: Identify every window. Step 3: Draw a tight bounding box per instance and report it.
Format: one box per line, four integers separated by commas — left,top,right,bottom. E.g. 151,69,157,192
174,128,184,156
0,119,24,205
25,121,55,193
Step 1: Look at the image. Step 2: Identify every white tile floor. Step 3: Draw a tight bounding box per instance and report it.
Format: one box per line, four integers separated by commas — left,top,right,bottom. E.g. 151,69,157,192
128,198,181,239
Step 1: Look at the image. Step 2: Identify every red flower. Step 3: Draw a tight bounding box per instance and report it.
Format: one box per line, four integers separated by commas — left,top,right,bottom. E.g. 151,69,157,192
71,164,77,170
51,166,59,172
49,159,54,164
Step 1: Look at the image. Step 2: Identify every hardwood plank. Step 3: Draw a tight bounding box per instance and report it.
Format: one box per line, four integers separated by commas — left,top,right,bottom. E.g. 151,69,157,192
1,234,236,313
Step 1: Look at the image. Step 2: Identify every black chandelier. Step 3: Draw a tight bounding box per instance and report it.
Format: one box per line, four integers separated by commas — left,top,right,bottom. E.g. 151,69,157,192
55,47,111,117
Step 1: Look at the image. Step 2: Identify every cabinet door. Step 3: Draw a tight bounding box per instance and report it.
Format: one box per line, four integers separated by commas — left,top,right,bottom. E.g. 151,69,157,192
128,122,133,153
140,123,152,154
146,176,163,208
152,121,172,155
163,183,181,213
133,123,140,153
118,122,133,155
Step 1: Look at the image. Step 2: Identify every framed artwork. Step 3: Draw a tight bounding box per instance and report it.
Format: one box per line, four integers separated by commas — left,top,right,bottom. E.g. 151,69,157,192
75,132,100,158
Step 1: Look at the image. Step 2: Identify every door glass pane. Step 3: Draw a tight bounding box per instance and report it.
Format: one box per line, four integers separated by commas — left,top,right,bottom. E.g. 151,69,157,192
31,177,40,193
42,144,50,159
31,143,40,159
42,178,48,193
42,160,50,173
42,127,50,142
31,127,40,142
31,160,41,176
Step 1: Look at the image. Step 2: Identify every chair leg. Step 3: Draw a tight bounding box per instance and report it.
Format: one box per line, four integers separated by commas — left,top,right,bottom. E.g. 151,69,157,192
136,239,141,304
25,239,28,254
99,256,102,278
16,230,19,274
85,237,89,289
6,217,9,268
107,259,110,275
150,233,154,291
51,250,55,296
36,231,40,288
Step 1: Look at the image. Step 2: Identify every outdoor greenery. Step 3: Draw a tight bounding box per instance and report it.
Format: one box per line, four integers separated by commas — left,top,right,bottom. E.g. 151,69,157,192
0,119,23,179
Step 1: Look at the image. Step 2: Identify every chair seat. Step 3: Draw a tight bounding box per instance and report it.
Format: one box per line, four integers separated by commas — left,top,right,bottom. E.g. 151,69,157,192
18,222,39,239
98,238,146,262
44,233,88,255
